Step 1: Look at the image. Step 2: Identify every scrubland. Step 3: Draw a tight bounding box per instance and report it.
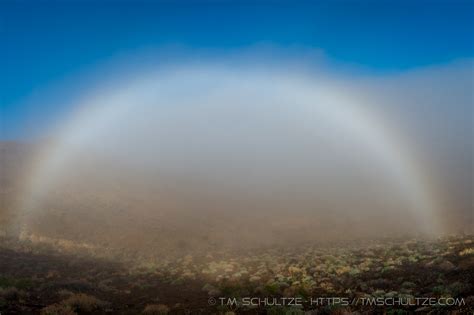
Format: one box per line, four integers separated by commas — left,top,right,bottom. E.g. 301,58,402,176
0,234,473,314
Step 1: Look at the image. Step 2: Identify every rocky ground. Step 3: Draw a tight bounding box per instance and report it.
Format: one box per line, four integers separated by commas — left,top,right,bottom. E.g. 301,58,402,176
0,234,473,314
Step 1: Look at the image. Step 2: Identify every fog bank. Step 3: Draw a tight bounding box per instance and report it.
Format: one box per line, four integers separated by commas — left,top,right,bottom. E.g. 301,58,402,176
6,60,472,255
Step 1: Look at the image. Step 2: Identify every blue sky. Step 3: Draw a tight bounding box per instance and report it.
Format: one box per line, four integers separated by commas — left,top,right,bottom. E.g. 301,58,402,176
1,0,473,139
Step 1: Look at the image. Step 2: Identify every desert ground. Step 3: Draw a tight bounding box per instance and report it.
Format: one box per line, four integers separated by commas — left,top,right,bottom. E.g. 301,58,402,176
1,142,473,314
0,233,473,314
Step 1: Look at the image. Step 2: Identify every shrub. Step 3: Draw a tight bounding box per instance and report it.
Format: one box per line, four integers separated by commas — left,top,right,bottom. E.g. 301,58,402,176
143,304,170,314
61,293,107,312
459,248,474,256
41,304,77,315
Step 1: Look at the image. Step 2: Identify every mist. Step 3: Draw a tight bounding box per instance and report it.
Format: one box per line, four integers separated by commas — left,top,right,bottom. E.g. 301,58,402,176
6,58,473,257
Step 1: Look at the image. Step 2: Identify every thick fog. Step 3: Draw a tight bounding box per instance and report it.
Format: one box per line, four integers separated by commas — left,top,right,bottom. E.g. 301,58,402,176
7,59,473,256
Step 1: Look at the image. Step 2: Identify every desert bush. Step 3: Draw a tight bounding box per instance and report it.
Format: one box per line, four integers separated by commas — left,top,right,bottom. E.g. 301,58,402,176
143,304,170,314
459,248,474,256
61,293,107,312
41,303,77,315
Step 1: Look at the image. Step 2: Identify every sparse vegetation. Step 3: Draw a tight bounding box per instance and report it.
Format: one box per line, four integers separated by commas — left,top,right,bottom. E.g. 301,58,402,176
142,304,170,314
0,234,473,314
60,293,108,312
459,247,474,256
41,304,77,315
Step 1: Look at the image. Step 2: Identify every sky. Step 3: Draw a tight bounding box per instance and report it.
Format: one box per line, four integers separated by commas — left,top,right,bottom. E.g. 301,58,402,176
0,1,473,244
1,0,473,140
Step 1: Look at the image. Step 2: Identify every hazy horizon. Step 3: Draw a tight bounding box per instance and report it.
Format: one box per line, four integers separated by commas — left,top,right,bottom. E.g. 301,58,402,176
0,57,471,256
1,1,472,256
